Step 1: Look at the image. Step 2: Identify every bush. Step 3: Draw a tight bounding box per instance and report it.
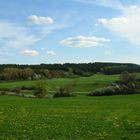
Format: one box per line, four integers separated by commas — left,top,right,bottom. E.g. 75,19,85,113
89,73,140,96
11,87,21,94
0,91,7,95
135,81,140,89
54,86,76,98
120,71,137,84
88,84,134,96
21,86,35,90
0,88,10,92
34,80,48,98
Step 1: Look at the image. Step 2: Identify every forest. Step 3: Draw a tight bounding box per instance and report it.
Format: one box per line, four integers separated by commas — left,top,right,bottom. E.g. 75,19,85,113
0,62,140,80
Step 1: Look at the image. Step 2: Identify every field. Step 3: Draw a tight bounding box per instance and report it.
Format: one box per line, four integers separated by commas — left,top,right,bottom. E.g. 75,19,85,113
0,95,140,140
0,74,140,140
0,74,119,94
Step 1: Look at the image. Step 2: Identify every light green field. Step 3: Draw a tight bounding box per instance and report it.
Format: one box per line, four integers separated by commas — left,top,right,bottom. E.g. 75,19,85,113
0,95,140,140
0,74,119,94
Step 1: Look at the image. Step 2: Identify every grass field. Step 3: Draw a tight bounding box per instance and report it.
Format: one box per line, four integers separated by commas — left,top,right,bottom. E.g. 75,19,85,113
0,95,140,140
0,74,119,94
0,74,140,140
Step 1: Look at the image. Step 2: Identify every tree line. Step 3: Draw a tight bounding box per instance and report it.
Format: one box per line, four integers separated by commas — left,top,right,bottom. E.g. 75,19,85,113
0,62,140,80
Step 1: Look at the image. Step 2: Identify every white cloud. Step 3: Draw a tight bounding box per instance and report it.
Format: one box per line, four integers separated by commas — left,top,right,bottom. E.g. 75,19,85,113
20,50,39,56
27,15,54,25
0,22,25,37
104,49,114,55
41,24,66,36
6,35,39,48
98,5,140,47
75,0,124,9
60,35,110,48
41,47,47,51
41,48,56,56
0,16,65,50
0,21,39,48
98,17,128,25
46,50,56,56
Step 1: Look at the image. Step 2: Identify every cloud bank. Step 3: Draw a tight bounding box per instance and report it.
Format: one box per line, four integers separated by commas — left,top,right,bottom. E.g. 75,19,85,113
98,5,140,47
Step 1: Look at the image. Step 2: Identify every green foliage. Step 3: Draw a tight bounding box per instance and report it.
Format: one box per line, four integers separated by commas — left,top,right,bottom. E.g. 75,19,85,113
103,65,128,75
0,63,140,80
120,72,140,91
120,71,137,84
11,87,21,94
88,85,134,96
68,67,74,77
0,91,7,95
1,67,34,80
54,85,76,98
21,85,35,90
34,81,48,98
89,72,140,96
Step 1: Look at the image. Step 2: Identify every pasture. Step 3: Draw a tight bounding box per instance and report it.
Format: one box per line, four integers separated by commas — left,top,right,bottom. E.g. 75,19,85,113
0,95,140,140
0,74,140,140
0,74,119,94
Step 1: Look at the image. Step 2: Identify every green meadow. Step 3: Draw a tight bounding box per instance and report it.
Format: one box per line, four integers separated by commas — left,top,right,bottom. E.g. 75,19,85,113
0,74,140,140
0,74,119,94
0,95,140,140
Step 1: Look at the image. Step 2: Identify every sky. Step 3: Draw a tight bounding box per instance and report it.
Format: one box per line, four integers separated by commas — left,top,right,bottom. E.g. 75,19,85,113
0,0,140,64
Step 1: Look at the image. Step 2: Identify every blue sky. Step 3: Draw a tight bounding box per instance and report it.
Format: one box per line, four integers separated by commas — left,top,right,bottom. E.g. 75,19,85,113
0,0,140,64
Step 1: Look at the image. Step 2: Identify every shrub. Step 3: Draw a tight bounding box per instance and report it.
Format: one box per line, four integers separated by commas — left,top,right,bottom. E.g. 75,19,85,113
54,86,76,98
0,88,10,92
120,71,137,84
89,86,114,96
21,86,35,90
87,72,140,96
34,80,48,98
11,87,21,94
88,84,134,96
135,81,140,89
0,91,7,95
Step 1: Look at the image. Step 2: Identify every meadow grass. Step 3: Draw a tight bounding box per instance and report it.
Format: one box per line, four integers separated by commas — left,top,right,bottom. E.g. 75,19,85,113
0,94,140,140
0,74,119,94
1,74,139,139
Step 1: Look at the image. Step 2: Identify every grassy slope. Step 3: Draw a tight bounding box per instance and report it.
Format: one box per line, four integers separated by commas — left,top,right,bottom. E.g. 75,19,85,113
0,95,140,140
0,74,119,93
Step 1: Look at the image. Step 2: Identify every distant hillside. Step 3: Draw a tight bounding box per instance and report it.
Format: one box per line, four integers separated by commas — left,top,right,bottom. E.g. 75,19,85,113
0,62,140,75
